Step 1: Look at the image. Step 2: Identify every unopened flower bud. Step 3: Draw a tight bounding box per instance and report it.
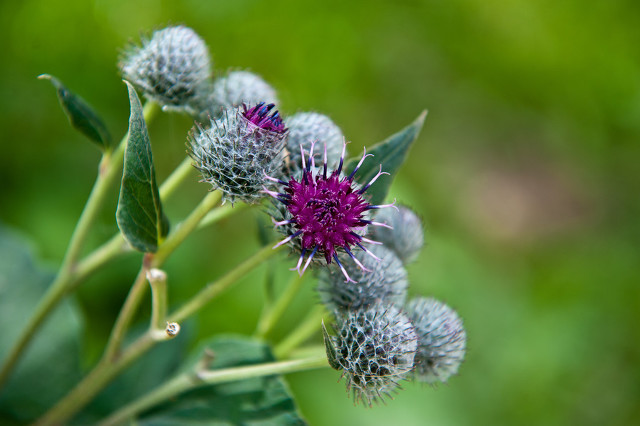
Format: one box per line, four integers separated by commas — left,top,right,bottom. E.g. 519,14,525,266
406,297,466,384
120,25,211,115
285,112,344,174
333,304,417,405
318,245,408,311
188,103,287,204
373,205,424,264
209,70,278,114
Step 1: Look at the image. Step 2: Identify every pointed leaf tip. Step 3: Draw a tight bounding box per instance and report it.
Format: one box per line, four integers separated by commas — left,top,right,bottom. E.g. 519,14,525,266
39,73,112,150
116,83,170,253
345,111,427,205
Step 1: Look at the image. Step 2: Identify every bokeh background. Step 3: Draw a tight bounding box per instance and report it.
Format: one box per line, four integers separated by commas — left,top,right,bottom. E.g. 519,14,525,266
1,0,639,425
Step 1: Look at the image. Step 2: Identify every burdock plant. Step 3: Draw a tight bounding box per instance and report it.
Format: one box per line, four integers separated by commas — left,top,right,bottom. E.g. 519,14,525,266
0,23,465,425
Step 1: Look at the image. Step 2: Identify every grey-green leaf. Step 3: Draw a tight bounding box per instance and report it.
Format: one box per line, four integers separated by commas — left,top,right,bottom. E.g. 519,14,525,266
0,226,84,423
39,74,112,150
322,320,341,371
345,110,427,206
136,336,306,425
116,81,170,253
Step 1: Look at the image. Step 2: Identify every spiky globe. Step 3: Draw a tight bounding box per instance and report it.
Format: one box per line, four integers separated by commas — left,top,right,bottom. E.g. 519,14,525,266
209,70,278,114
318,245,408,311
406,297,466,384
189,103,287,204
265,142,394,282
285,112,344,174
333,304,417,406
120,25,212,115
372,205,424,264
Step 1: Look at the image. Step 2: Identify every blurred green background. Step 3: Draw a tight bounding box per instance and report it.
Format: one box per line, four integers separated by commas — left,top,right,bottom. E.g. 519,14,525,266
1,0,639,425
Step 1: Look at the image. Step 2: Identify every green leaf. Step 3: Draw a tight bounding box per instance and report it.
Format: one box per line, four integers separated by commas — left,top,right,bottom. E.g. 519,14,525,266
0,225,84,423
39,74,112,150
321,320,341,371
344,110,427,206
116,82,170,253
136,335,307,425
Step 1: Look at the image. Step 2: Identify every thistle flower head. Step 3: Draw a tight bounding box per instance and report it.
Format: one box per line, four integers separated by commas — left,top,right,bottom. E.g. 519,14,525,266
318,245,408,311
372,205,424,264
208,70,278,114
265,142,395,282
120,25,211,115
188,103,287,204
333,304,417,406
406,297,466,384
285,112,344,174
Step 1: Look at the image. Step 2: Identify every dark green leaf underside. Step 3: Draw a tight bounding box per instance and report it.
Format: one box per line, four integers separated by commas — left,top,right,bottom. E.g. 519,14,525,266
39,74,112,150
322,321,341,371
136,336,307,425
345,111,427,206
116,81,170,253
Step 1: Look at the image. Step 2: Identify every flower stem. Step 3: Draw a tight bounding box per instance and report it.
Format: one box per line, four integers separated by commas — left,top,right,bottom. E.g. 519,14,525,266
159,156,193,201
254,273,306,339
35,244,285,425
274,305,327,359
0,101,159,390
98,353,328,426
104,190,222,361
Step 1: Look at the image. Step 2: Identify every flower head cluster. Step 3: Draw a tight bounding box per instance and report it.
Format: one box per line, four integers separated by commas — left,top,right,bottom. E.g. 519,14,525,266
406,297,466,384
120,25,212,115
189,102,287,204
265,141,394,282
333,304,417,406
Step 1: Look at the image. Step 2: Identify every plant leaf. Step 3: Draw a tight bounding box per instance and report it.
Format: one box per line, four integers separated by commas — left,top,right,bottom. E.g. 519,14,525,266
345,110,427,206
0,226,84,423
39,74,112,150
116,82,170,253
321,320,341,371
135,335,307,425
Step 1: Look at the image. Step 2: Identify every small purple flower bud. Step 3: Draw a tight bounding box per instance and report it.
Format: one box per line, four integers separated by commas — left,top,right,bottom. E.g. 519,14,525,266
285,112,344,174
318,245,408,311
406,297,466,384
209,70,278,113
333,304,417,406
372,205,424,264
188,104,287,204
266,142,394,282
120,25,212,115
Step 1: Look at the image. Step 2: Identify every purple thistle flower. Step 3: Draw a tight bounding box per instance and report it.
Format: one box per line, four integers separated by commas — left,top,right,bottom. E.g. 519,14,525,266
242,102,286,133
264,141,396,283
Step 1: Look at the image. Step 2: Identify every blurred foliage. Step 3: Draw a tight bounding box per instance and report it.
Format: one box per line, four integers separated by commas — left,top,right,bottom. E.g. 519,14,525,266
0,0,639,425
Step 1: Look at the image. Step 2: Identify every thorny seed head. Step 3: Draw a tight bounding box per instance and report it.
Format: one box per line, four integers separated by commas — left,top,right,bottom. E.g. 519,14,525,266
318,245,408,312
188,103,287,204
285,112,344,176
120,25,212,115
372,205,424,264
265,141,395,282
406,297,466,384
333,304,417,406
206,70,278,116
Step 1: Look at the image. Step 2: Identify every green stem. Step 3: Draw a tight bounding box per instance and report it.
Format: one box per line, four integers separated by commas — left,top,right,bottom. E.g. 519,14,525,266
98,354,328,426
171,244,285,323
159,156,193,201
147,269,168,337
104,190,222,361
274,305,327,359
0,101,159,390
36,244,285,425
255,273,305,339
